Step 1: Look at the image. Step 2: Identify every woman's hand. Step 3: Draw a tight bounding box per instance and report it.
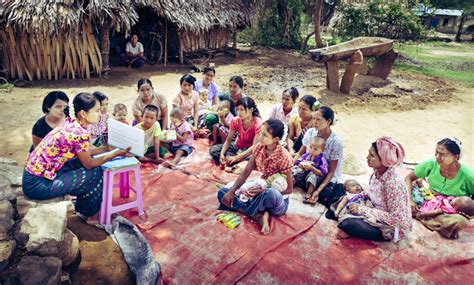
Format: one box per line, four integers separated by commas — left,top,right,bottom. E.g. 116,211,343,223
410,201,418,216
246,186,265,198
115,147,132,157
219,154,226,165
226,155,240,165
222,191,234,208
348,204,359,215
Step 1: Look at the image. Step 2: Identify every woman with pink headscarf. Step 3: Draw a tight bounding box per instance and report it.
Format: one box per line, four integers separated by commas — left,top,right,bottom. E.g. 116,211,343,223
337,137,412,242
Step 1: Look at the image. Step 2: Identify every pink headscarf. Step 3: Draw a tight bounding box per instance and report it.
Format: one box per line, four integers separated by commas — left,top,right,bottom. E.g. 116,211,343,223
375,136,405,168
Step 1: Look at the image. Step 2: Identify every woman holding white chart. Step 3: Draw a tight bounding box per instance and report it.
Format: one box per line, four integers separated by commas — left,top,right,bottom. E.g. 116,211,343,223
22,93,130,222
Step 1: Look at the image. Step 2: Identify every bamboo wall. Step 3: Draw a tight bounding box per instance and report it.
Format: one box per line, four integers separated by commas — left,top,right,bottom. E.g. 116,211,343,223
180,28,231,52
0,20,102,81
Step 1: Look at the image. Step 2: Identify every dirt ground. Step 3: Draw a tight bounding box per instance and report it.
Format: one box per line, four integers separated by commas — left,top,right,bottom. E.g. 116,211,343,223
0,47,472,283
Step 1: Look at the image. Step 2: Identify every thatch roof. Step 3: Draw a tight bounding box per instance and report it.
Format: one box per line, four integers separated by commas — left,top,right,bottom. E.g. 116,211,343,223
1,0,256,34
135,0,257,32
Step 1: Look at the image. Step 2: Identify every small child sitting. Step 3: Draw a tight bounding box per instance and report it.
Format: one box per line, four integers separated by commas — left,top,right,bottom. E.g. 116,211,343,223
162,107,194,168
135,105,164,164
87,91,109,146
417,195,474,219
235,174,288,202
292,136,328,204
210,100,234,145
113,103,129,125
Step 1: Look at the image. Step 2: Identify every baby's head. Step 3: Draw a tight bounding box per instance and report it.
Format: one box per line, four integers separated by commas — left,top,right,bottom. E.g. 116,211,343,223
344,179,363,194
217,100,230,114
451,196,474,216
113,103,128,123
170,107,185,127
142,105,159,129
198,87,208,103
309,136,325,157
266,173,288,193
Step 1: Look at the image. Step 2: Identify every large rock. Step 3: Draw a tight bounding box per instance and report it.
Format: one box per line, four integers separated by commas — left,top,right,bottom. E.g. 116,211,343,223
0,164,23,187
342,153,367,176
7,256,62,285
19,201,78,265
0,240,16,271
20,202,68,254
0,200,14,240
16,196,70,218
0,174,15,201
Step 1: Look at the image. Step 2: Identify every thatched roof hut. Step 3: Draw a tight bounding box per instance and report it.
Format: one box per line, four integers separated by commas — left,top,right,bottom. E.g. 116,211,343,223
0,0,256,81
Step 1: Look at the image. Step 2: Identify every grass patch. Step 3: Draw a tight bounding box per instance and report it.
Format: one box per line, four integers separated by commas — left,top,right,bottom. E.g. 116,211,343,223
394,42,474,87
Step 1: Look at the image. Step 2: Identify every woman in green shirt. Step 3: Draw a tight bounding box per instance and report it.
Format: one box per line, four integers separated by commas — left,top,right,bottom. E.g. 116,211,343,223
405,138,473,237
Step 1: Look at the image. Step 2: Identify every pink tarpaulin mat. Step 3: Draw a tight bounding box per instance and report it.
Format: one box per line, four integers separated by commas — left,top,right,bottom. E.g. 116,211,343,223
118,140,473,284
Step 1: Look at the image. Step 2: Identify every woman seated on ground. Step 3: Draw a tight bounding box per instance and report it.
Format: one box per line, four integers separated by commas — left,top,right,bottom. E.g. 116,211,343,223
297,106,344,207
287,95,318,157
405,138,474,239
217,119,294,235
209,97,262,168
193,65,219,107
30,91,70,152
120,34,146,69
132,78,168,128
337,137,412,242
269,87,299,125
172,74,199,133
204,75,246,132
23,93,129,222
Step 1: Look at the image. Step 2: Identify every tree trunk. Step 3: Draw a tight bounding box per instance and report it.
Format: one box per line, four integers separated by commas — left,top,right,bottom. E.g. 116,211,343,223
300,30,315,53
455,14,465,42
277,0,290,44
99,22,110,71
314,0,324,48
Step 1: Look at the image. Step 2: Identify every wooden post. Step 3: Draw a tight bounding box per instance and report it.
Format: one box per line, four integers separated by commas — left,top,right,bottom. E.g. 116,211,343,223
340,50,363,94
369,49,398,80
164,20,168,67
325,60,340,93
100,21,110,72
359,57,369,75
178,30,184,64
232,30,237,49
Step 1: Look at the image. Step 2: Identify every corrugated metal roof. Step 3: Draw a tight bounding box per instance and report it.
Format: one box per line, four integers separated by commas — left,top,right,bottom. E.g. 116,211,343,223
413,4,463,17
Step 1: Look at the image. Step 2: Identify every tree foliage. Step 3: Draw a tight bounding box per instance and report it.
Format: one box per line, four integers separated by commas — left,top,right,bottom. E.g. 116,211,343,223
239,0,304,49
337,1,426,41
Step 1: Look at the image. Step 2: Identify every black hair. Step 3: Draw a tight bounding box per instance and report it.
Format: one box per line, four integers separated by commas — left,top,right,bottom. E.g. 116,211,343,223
180,74,197,87
264,119,285,139
73,93,99,118
143,105,159,117
283,87,299,102
236,97,260,118
114,103,127,113
299,95,317,109
456,197,474,216
229,76,244,89
371,142,380,159
137,78,153,90
437,138,461,156
318,106,335,125
92,91,108,103
42,91,70,117
202,66,216,75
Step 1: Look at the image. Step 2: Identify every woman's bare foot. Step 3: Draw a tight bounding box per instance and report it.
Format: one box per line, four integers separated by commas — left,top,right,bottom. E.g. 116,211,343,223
254,211,271,235
307,193,318,205
336,228,350,239
162,161,176,169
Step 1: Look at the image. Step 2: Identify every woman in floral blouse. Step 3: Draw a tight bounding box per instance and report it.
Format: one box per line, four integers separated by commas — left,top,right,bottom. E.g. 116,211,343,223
337,137,412,242
218,119,294,235
23,93,129,221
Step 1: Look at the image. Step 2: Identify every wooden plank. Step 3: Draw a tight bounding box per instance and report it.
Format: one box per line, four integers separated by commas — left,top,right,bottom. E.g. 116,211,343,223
340,50,363,94
7,28,24,80
325,60,340,93
0,29,14,79
369,49,398,80
46,35,52,80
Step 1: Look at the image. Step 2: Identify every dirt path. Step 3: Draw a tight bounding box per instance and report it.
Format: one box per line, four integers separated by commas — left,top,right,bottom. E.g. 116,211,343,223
0,47,471,166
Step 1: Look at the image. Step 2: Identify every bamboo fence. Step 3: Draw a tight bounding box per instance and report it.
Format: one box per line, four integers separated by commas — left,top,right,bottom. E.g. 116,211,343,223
0,19,102,81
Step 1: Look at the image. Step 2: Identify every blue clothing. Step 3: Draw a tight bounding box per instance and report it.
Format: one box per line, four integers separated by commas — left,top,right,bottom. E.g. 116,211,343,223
194,79,219,102
217,187,288,217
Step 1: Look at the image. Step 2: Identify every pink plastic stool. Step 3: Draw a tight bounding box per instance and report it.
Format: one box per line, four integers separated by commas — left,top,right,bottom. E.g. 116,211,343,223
99,164,144,225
